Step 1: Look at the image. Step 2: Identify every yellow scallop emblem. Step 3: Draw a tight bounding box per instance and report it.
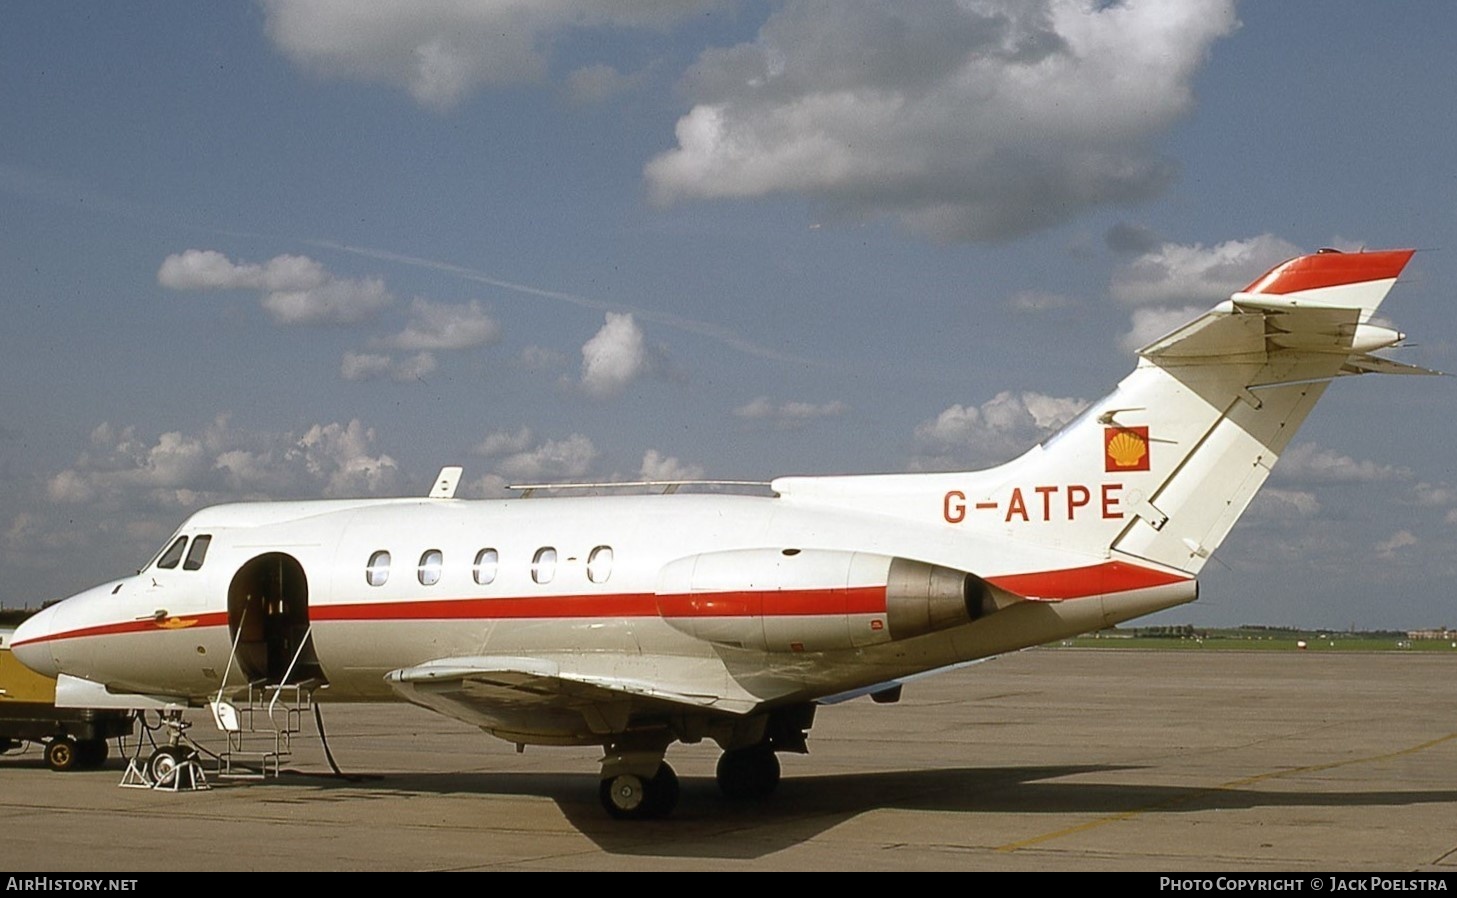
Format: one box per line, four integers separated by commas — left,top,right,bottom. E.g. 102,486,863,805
1107,430,1147,468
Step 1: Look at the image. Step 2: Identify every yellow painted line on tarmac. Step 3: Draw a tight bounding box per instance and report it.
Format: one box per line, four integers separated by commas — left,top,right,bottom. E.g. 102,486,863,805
994,731,1457,853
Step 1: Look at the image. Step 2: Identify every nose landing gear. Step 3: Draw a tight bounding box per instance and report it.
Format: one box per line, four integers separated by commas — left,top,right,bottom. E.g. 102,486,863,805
120,708,208,791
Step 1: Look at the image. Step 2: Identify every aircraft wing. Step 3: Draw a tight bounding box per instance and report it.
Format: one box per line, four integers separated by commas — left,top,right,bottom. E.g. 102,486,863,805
815,655,1001,705
385,656,755,740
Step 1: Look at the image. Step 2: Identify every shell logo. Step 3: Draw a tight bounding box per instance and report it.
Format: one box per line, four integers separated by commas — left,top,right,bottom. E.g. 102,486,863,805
1104,426,1150,472
154,616,198,630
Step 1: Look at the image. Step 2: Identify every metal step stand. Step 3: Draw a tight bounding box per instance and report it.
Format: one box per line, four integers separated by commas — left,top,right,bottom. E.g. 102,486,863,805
209,620,315,781
211,681,312,780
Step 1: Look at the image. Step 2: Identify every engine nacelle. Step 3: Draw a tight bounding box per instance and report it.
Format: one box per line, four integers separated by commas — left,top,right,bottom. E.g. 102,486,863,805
655,548,1013,653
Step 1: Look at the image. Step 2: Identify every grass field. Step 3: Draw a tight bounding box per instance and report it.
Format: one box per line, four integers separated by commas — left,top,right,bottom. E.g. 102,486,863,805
1052,629,1457,652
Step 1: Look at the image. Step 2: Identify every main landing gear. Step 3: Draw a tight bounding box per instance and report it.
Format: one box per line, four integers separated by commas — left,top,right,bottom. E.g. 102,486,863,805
594,705,810,819
595,744,784,820
715,744,780,800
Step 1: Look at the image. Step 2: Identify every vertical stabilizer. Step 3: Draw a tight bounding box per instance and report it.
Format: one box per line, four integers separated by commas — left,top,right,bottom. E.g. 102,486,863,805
1004,248,1421,574
775,249,1428,580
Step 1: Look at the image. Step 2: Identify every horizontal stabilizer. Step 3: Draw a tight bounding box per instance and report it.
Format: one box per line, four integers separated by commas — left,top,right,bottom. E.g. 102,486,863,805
1140,249,1419,373
1341,354,1446,377
1235,248,1414,320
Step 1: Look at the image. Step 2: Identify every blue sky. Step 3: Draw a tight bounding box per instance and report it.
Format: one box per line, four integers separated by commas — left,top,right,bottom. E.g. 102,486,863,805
2,1,1454,629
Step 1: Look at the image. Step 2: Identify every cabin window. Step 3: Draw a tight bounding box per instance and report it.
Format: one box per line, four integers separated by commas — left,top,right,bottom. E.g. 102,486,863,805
473,548,499,585
366,550,391,587
531,547,557,584
183,535,212,571
587,545,613,583
418,549,443,586
156,536,188,570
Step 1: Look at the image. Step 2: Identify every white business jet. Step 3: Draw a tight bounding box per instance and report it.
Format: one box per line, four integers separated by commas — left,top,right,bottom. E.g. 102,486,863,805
11,248,1432,818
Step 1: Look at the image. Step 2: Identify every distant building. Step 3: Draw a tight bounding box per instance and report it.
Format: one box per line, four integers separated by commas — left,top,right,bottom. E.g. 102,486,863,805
1407,628,1455,640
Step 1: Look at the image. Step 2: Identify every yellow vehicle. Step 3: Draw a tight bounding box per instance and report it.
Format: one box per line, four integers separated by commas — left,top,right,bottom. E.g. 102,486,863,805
0,627,134,771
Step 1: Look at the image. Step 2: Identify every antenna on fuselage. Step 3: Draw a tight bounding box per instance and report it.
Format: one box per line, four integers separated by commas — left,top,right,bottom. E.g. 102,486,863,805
429,466,463,499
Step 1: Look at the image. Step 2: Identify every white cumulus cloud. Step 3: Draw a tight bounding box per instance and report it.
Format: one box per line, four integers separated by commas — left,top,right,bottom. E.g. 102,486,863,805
340,351,438,383
159,249,392,325
377,298,500,351
1375,529,1418,559
580,312,653,398
261,1,713,112
1110,233,1305,354
473,426,536,458
1118,304,1205,354
912,390,1088,470
1110,234,1302,306
43,415,404,527
491,433,600,483
639,449,705,482
1247,488,1322,521
1275,443,1412,484
646,0,1239,242
734,397,848,430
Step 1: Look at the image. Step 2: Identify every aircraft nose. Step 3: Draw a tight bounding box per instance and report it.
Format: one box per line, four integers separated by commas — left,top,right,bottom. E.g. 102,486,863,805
10,604,60,678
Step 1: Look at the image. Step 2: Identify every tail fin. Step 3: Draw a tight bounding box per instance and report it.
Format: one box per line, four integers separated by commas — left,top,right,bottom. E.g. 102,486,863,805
775,248,1430,577
985,248,1426,574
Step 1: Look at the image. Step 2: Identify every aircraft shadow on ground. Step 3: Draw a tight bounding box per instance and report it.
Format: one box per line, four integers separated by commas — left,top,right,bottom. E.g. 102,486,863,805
253,763,1457,860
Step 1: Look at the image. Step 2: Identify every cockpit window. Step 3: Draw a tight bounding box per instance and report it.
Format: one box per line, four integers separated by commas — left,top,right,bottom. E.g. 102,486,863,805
183,535,212,571
156,536,188,570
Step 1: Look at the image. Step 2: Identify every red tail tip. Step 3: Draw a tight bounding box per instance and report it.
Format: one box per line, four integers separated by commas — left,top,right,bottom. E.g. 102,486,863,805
1242,249,1415,296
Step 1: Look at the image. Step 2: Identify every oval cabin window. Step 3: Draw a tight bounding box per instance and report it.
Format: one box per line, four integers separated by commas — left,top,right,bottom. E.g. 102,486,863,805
418,549,443,586
366,550,391,587
473,548,499,585
531,547,557,584
587,545,613,583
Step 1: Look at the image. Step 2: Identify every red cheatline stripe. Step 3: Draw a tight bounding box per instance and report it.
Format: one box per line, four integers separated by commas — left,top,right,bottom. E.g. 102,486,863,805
23,567,1184,645
657,586,885,618
313,593,660,622
317,586,886,621
24,590,880,644
11,612,231,647
1242,249,1413,295
987,561,1190,600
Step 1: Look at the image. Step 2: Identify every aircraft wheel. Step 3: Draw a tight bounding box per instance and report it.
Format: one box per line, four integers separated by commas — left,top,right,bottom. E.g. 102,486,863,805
600,772,648,819
716,745,780,800
599,762,679,820
45,737,78,772
146,745,191,785
644,761,679,818
75,738,109,769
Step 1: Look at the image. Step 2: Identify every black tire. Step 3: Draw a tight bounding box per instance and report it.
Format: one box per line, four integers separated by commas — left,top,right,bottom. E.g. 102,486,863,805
643,762,680,818
45,737,78,772
0,737,17,754
716,745,781,800
75,739,109,769
146,745,191,785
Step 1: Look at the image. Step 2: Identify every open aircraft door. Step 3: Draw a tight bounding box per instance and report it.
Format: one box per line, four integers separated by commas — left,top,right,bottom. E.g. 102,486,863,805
226,553,326,687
